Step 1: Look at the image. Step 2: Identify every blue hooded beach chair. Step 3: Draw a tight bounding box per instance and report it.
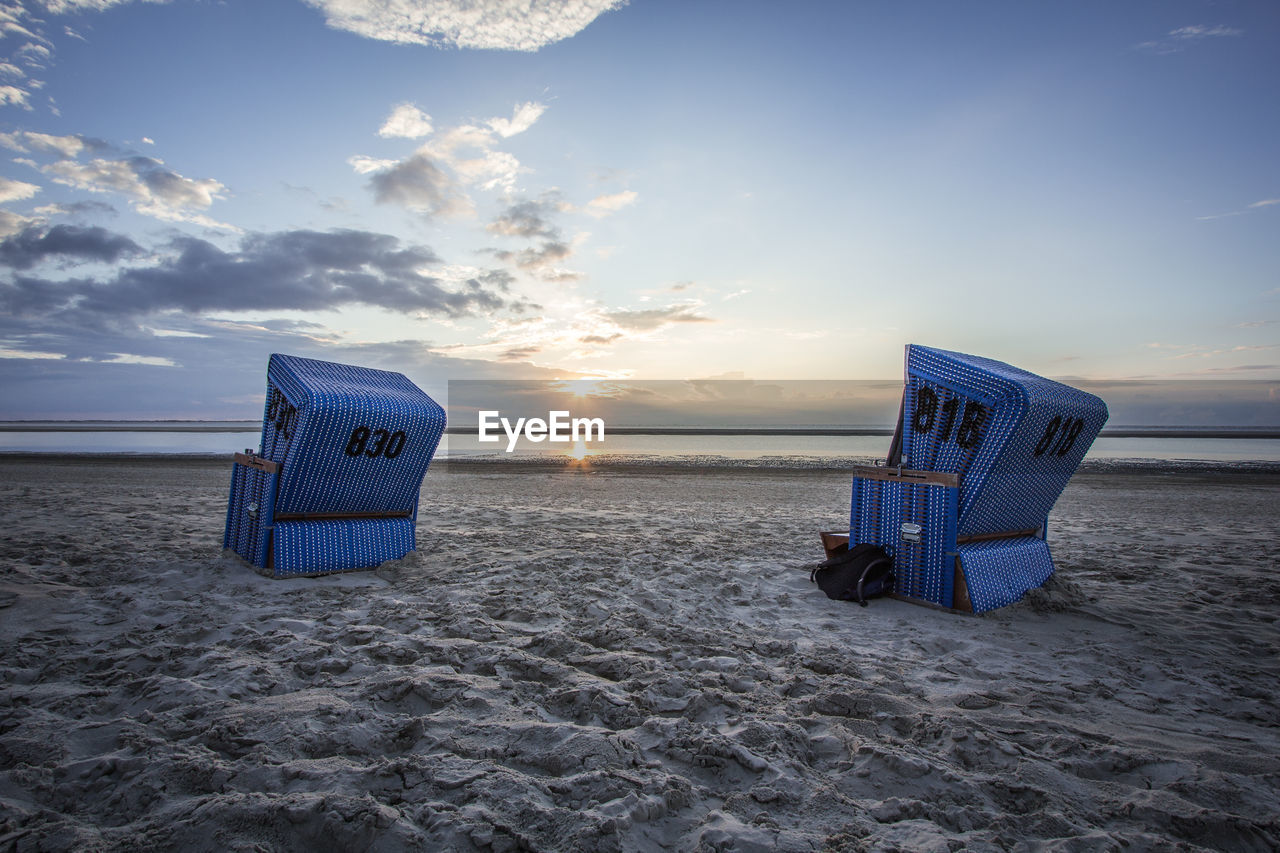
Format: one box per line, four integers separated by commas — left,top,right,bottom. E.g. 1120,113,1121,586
223,354,446,577
846,345,1108,613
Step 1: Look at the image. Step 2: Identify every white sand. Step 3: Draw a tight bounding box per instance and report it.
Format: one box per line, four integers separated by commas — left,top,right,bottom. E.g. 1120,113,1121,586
1,456,1277,851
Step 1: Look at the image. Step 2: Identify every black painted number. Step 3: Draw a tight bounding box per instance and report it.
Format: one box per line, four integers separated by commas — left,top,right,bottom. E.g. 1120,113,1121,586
1034,416,1085,458
344,425,407,460
345,425,370,456
913,386,987,450
955,401,986,449
912,386,939,433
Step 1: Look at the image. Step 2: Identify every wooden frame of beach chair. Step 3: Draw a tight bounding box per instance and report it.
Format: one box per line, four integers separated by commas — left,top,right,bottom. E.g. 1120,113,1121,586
841,345,1108,613
223,354,446,578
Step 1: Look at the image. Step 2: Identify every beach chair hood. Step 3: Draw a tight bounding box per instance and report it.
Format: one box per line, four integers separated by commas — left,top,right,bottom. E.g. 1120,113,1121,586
902,344,1109,538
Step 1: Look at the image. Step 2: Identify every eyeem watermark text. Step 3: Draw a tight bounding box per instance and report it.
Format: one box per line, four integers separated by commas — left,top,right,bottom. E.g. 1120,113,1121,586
478,410,606,453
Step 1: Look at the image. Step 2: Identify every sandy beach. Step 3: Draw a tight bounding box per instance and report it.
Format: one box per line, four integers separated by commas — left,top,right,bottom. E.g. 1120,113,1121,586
1,455,1277,852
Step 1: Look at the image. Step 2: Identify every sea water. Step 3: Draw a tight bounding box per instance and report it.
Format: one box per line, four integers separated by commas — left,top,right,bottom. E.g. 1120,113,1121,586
1,422,1277,464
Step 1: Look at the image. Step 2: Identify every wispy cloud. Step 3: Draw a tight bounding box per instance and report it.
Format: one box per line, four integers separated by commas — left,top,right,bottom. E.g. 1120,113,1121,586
0,175,40,203
41,155,232,228
31,1,152,13
1171,363,1278,377
603,303,713,332
487,101,547,137
1167,344,1279,360
495,240,576,275
487,197,564,239
2,130,235,229
303,0,626,52
1197,196,1280,221
0,129,97,157
1168,24,1244,41
0,209,40,237
1136,23,1243,54
0,84,31,108
584,189,637,218
440,299,715,367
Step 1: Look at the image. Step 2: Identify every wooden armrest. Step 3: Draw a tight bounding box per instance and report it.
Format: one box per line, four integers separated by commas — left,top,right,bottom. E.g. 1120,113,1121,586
850,464,957,488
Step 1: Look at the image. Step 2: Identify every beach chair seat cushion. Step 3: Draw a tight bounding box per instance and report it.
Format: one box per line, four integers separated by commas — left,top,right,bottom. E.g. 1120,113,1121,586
956,536,1055,613
272,517,416,576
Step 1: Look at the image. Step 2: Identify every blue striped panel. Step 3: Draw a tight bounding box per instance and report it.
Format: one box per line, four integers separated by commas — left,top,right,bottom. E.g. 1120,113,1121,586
957,536,1055,613
272,517,416,577
224,463,274,568
850,476,958,608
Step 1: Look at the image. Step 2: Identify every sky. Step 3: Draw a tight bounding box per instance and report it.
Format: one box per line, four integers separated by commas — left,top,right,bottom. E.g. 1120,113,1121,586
0,0,1277,420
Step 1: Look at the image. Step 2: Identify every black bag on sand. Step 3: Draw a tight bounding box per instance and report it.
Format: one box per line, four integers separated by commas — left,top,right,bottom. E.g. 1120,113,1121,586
811,543,894,607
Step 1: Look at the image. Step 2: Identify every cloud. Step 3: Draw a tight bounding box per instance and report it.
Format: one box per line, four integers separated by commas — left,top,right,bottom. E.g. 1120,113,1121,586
487,197,562,239
0,209,40,236
348,154,398,174
366,151,472,218
584,189,637,218
499,345,542,361
0,223,143,269
1137,23,1244,53
357,103,548,214
0,130,95,158
31,1,150,12
378,103,434,138
447,146,522,191
1197,197,1280,221
0,227,508,325
1,3,163,118
2,131,233,228
487,101,546,137
32,199,116,218
1169,24,1243,40
495,240,574,273
40,155,232,227
0,176,40,202
603,303,713,332
303,0,625,52
0,84,31,107
0,320,566,419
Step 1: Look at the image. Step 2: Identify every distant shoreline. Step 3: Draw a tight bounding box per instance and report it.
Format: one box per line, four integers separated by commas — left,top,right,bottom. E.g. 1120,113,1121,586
1,422,1278,440
2,452,1277,478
